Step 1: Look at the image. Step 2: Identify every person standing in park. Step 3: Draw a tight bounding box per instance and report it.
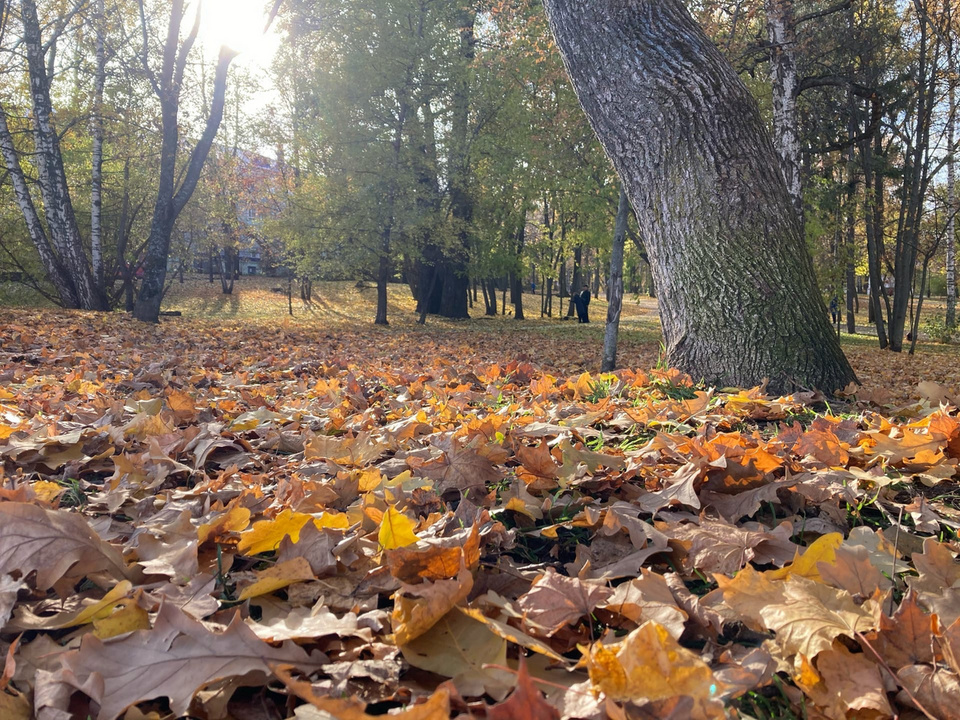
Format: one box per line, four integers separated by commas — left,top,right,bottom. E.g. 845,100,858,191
575,284,591,323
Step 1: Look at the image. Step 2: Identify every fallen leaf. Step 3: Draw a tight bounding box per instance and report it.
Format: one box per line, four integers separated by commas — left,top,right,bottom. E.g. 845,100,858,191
56,602,325,720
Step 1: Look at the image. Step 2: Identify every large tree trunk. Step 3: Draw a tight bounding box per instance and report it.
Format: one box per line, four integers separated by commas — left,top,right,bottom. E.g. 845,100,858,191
436,7,476,320
602,187,629,372
134,3,236,323
543,0,855,393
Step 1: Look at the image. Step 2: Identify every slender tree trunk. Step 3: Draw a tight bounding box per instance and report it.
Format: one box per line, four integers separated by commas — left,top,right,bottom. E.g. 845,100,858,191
863,137,889,348
543,0,855,392
20,0,106,311
375,249,390,325
947,83,956,329
765,0,803,218
512,221,525,320
602,187,629,372
134,15,237,323
0,111,79,307
91,0,106,289
566,244,582,317
845,135,857,335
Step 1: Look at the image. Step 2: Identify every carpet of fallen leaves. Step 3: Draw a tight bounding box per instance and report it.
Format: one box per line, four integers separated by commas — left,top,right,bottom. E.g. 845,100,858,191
3,307,960,720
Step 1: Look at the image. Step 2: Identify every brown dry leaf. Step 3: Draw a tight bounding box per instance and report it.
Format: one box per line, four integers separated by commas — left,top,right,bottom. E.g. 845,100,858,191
518,568,613,636
516,439,560,485
759,577,877,659
0,574,24,630
795,642,892,719
420,438,502,500
392,565,473,645
600,569,687,639
399,609,511,698
487,656,560,720
0,502,131,592
586,620,721,704
276,523,341,577
896,664,960,718
912,537,960,594
275,664,450,719
55,602,325,720
817,543,891,598
247,601,373,643
862,589,937,669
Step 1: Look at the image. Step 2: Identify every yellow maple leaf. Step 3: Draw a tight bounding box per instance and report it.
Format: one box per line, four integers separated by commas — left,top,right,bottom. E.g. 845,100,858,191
236,557,315,600
237,509,314,555
767,533,843,582
379,506,420,550
587,620,723,705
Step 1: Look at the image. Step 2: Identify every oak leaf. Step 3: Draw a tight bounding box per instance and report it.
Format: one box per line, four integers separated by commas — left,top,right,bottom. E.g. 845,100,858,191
56,602,325,720
0,502,131,592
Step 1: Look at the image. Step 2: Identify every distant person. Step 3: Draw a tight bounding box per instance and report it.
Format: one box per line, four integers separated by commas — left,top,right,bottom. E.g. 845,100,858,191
829,296,839,324
575,284,591,323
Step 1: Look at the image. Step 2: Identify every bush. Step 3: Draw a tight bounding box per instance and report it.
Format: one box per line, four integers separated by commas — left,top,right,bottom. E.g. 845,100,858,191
922,313,954,343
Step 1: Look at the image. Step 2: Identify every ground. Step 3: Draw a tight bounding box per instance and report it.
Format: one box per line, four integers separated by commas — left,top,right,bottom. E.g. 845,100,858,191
1,276,960,720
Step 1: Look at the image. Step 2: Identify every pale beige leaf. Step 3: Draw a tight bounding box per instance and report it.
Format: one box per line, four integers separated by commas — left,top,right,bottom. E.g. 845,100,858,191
56,602,325,720
0,503,131,592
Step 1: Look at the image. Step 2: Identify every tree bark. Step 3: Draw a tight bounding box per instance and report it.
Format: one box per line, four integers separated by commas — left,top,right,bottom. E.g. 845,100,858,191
134,31,237,323
765,0,803,219
0,110,79,307
948,82,956,329
602,187,629,372
543,0,856,392
91,0,106,288
20,0,106,310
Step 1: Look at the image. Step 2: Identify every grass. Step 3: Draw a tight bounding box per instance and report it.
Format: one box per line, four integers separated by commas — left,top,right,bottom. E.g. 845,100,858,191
4,276,960,398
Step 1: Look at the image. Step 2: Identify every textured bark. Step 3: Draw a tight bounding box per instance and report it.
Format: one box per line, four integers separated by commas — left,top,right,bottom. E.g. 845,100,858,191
134,22,236,322
20,0,106,310
863,135,889,347
437,7,476,320
602,187,629,372
0,109,79,307
947,83,956,329
765,0,803,217
91,0,106,287
543,0,855,392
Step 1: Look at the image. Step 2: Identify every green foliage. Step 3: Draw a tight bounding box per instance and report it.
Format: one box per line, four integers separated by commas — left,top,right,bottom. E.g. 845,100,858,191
922,313,954,344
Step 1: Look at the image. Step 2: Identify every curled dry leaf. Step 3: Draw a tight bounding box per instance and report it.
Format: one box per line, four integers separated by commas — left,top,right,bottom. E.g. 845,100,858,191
0,503,131,593
518,568,613,636
54,603,325,720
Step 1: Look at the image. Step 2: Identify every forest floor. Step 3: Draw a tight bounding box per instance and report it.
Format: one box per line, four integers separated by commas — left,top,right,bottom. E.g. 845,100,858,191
2,277,960,719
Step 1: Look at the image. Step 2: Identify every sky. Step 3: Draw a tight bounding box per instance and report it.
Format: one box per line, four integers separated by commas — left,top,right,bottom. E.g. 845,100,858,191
196,0,283,111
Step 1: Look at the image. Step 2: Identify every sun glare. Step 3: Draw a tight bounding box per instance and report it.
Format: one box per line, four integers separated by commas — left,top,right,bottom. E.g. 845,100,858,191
199,0,277,61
